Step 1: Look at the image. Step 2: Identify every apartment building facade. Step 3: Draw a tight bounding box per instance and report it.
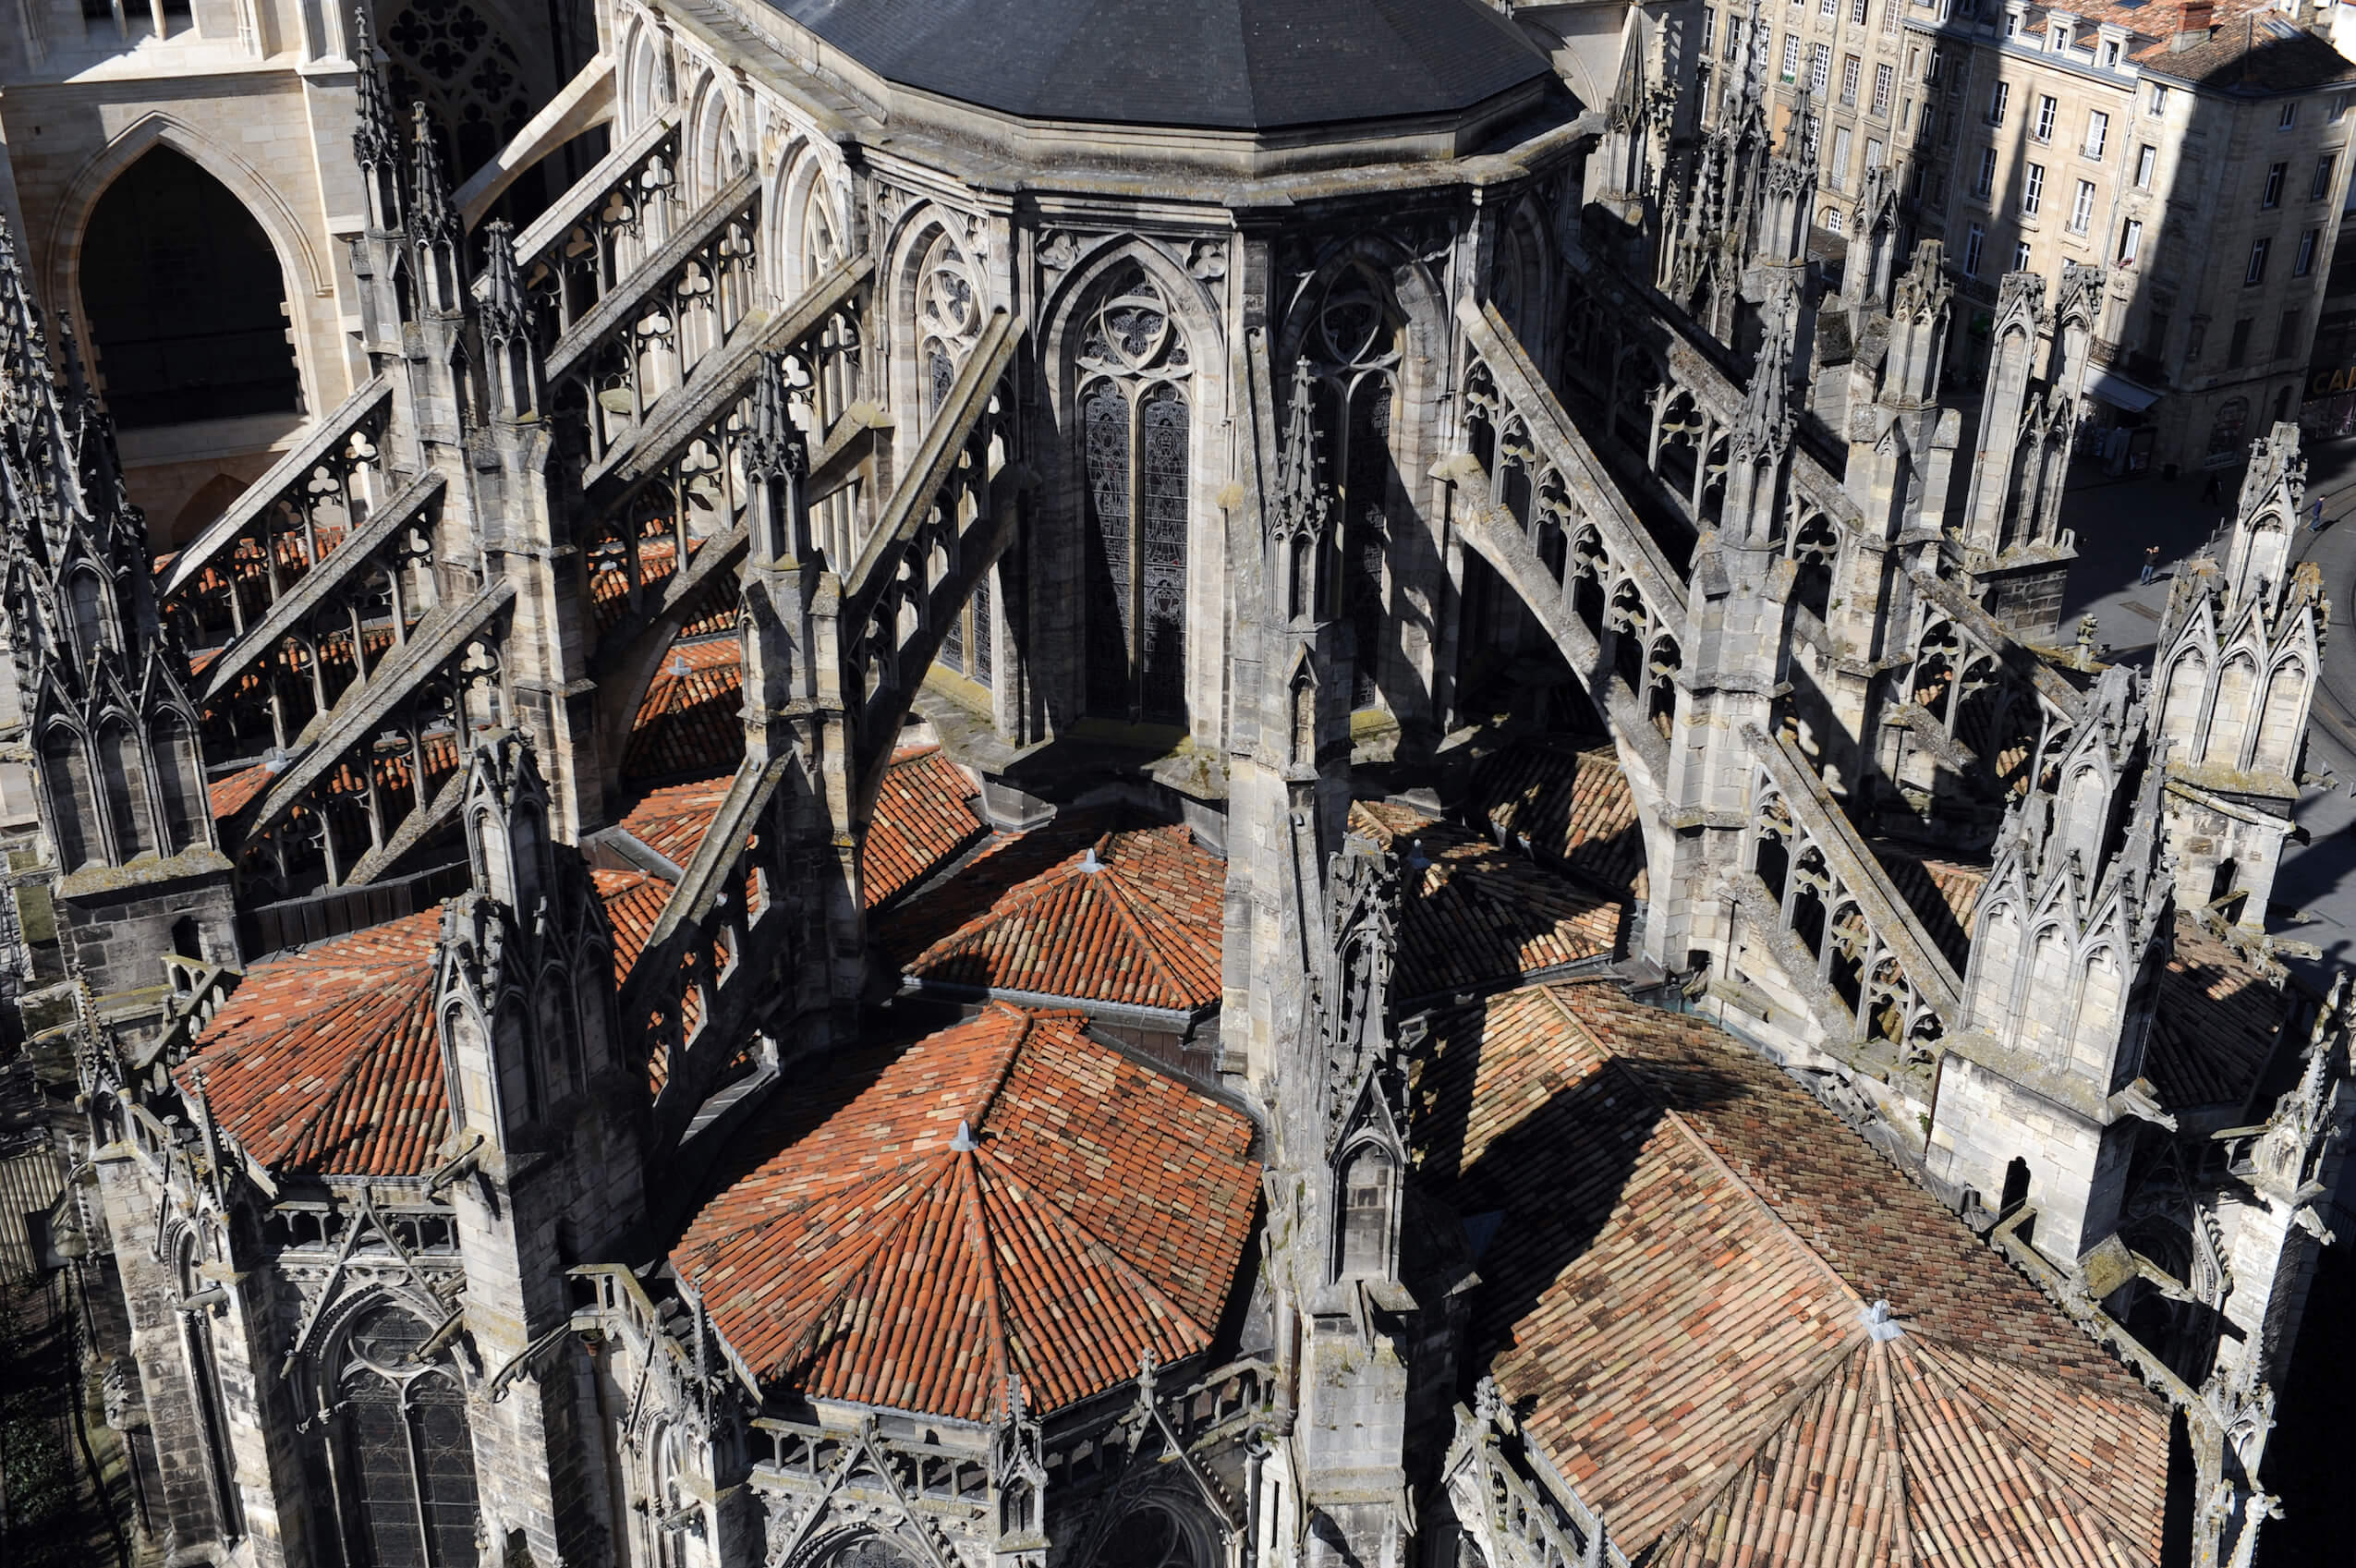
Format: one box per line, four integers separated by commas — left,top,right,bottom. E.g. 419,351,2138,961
1704,0,2356,475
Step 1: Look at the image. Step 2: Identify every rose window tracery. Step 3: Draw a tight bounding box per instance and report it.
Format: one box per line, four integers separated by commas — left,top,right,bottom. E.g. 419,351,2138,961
917,232,981,419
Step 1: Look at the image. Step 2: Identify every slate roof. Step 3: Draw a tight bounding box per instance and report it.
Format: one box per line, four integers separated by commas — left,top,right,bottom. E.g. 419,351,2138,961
190,876,659,1177
880,816,1223,1014
762,0,1552,131
1466,737,1649,900
1415,980,2170,1566
671,1003,1260,1419
1350,799,1621,999
623,638,746,783
2146,918,2291,1111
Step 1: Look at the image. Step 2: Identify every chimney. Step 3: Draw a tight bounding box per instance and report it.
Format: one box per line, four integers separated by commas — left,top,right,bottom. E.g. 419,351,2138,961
2172,0,2214,49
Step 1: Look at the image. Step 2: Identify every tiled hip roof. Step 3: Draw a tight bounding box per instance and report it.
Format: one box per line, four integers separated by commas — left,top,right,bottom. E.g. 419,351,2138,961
1467,737,1649,900
671,1003,1259,1420
1415,981,2170,1565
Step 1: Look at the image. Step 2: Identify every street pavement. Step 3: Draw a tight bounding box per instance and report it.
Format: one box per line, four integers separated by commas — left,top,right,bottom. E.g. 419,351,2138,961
2050,441,2356,984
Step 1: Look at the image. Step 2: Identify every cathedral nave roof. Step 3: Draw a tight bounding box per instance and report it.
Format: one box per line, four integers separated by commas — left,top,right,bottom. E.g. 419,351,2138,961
670,1003,1260,1420
1415,981,2171,1566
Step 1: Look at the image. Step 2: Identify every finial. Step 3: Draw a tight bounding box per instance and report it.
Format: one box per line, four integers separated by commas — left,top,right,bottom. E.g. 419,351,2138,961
1078,844,1103,874
744,351,804,482
410,103,455,243
951,1119,978,1151
478,221,529,341
1860,1298,1903,1341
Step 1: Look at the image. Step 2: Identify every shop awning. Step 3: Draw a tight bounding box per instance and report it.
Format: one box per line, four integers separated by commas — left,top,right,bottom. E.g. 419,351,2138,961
2084,369,2162,413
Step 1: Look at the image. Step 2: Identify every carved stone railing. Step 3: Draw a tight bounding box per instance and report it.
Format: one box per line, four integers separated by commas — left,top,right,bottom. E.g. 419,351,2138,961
230,582,516,890
840,310,1025,814
1451,298,1682,784
1744,723,1962,1051
157,379,399,677
545,165,762,466
512,113,682,346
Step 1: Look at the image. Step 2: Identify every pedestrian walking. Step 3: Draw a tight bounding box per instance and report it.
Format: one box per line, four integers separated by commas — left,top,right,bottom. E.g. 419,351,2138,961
2141,544,2160,584
2313,496,2327,532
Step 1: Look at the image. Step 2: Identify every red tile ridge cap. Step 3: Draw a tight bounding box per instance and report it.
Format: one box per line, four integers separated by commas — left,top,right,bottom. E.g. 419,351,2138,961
964,1003,1035,1136
1066,831,1197,1010
1644,1333,1882,1553
956,1144,1014,1413
975,1141,1215,1349
1534,983,1873,1317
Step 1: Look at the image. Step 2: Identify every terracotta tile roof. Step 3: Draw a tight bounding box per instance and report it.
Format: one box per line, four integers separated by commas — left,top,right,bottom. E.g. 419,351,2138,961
865,746,989,908
671,1003,1260,1419
1415,981,2169,1565
209,761,273,820
589,537,740,639
623,638,746,783
880,815,1223,1013
2126,0,2356,87
615,748,983,920
191,876,660,1176
2147,917,2289,1110
1867,843,1988,974
1350,800,1621,999
1467,737,1648,900
618,776,735,870
188,907,448,1177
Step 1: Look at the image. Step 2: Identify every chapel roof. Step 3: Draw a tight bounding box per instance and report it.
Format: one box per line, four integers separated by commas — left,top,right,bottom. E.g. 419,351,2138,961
879,815,1224,1014
671,1003,1260,1420
1349,799,1621,1000
1465,736,1649,900
759,0,1553,132
1415,980,2171,1566
2146,918,2293,1111
623,637,744,784
188,874,659,1178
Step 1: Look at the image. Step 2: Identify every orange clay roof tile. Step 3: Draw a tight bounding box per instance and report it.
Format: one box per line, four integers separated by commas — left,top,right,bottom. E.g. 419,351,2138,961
2147,916,2293,1110
188,875,658,1178
624,638,746,783
879,816,1223,1013
1467,737,1649,900
1415,981,2170,1566
865,746,990,908
1352,800,1621,998
670,1003,1259,1419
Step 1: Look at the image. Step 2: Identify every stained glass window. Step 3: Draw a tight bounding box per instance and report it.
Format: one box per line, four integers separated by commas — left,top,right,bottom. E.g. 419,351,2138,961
972,572,992,685
1083,379,1134,712
1139,384,1189,719
1075,265,1191,722
332,1307,480,1568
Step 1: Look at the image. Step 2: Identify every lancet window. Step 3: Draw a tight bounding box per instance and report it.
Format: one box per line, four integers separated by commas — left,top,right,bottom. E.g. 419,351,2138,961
1300,267,1403,709
321,1304,480,1568
1077,265,1192,722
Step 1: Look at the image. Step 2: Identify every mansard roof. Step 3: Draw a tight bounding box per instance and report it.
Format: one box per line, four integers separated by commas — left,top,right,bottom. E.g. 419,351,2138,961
763,0,1551,132
1465,737,1649,900
1414,980,2170,1565
188,877,656,1178
672,1003,1260,1419
879,815,1224,1014
1349,799,1622,1000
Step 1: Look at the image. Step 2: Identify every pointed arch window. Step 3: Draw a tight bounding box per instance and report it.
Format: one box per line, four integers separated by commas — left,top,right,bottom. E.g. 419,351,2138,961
1301,267,1403,710
1078,267,1192,722
917,232,980,425
327,1305,480,1568
176,1233,245,1538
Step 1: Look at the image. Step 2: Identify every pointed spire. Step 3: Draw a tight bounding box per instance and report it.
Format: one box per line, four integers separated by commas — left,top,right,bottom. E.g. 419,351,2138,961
1271,358,1332,544
743,350,804,482
351,5,401,181
409,102,455,249
478,220,528,343
1731,275,1797,463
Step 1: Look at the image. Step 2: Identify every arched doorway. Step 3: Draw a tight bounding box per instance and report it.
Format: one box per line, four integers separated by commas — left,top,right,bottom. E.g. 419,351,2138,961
79,147,301,430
